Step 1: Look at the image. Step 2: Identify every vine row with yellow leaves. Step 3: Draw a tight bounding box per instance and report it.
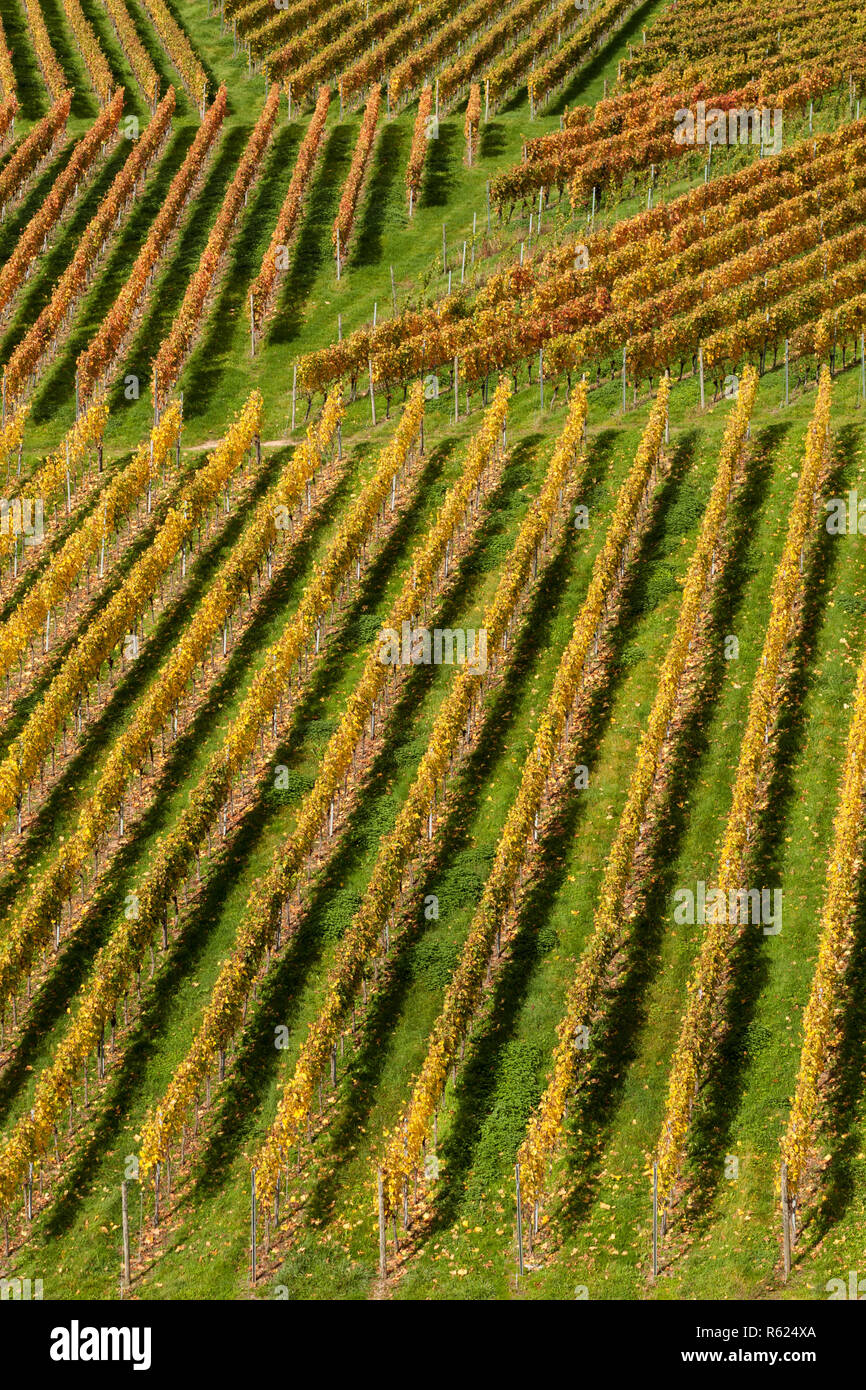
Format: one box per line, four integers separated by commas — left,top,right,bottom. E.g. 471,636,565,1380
0,93,72,219
515,371,758,1215
0,393,342,1034
77,87,227,408
654,367,833,1220
153,87,278,413
378,382,604,1212
0,10,14,100
0,94,16,152
780,607,866,1211
100,0,160,109
0,395,108,574
250,84,329,337
21,0,68,102
0,401,174,690
0,394,261,842
3,89,172,408
139,380,512,1172
0,391,427,1214
139,0,208,112
0,97,124,328
0,407,29,497
60,0,115,105
250,370,585,1210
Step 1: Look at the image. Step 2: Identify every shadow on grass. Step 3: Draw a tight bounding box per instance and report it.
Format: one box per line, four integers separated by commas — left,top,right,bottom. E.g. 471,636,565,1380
550,0,661,117
81,0,148,124
26,459,362,1246
38,0,98,120
122,0,197,121
159,0,222,116
181,125,303,420
350,120,408,269
0,454,251,913
0,142,72,262
95,124,250,415
211,431,616,1241
0,0,48,119
356,423,773,1254
479,121,508,162
420,120,459,209
0,425,243,758
266,122,354,349
0,459,154,767
0,458,123,629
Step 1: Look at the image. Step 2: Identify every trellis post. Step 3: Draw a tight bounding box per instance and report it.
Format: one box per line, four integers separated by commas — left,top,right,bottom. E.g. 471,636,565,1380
652,1163,659,1279
780,1162,791,1282
121,1180,131,1289
377,1168,387,1277
250,1168,257,1285
784,338,789,406
515,1162,525,1277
